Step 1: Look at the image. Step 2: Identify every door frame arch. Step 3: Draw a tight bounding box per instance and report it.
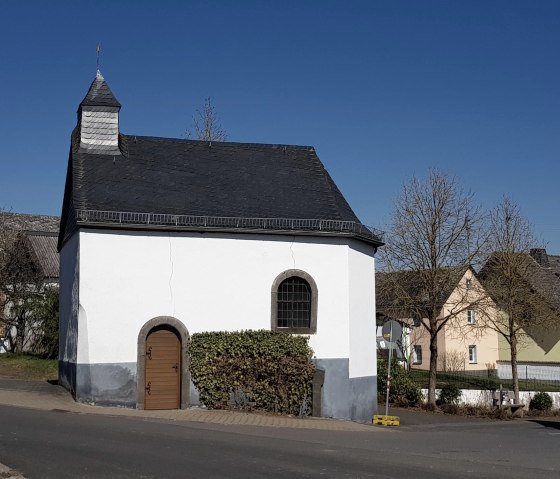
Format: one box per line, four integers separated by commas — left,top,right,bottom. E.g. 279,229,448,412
137,316,190,410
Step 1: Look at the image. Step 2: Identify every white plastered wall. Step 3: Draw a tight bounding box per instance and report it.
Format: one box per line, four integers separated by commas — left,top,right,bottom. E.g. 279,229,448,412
75,230,377,365
348,241,377,378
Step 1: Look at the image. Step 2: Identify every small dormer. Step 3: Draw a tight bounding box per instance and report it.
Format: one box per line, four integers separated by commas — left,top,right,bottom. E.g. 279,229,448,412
78,71,121,154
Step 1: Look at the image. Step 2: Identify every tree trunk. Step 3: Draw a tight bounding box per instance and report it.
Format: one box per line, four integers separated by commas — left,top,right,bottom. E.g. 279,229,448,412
428,333,438,404
15,320,25,353
510,331,520,403
11,307,28,353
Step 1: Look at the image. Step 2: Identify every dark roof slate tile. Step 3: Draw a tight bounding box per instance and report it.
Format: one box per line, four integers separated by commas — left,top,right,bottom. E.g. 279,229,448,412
71,134,361,223
80,71,121,108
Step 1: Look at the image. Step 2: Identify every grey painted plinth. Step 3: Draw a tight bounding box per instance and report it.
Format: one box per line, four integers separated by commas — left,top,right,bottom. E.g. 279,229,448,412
76,363,137,407
314,358,377,422
59,360,76,397
349,376,377,422
60,357,376,422
59,361,202,408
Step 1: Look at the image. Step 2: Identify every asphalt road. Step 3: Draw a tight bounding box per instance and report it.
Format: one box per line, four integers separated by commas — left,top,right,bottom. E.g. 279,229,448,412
0,405,559,478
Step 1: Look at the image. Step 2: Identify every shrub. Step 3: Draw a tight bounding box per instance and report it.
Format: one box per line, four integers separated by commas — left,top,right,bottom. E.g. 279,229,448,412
529,392,553,411
190,330,315,416
29,286,59,359
460,405,494,417
440,403,459,415
377,360,422,407
437,383,461,405
421,402,436,412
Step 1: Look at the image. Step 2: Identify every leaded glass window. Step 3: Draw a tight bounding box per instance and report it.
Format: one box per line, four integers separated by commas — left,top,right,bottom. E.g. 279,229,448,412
277,277,311,329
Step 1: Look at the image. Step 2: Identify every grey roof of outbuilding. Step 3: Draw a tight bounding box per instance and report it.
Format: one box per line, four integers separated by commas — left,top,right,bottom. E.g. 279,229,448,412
376,266,471,318
80,71,121,108
480,251,560,313
550,254,560,277
0,212,59,233
23,231,59,280
526,254,560,311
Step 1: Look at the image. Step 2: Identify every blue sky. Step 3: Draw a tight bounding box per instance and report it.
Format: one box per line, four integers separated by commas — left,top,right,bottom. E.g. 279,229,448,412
1,1,559,251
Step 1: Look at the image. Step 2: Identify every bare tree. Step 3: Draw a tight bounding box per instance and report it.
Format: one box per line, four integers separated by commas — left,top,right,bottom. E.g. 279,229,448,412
442,349,467,372
0,231,44,352
186,97,227,142
478,197,557,403
0,211,51,353
379,170,488,404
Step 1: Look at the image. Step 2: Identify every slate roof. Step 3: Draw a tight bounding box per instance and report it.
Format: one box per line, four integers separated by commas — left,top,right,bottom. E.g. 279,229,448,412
0,214,60,282
526,251,560,312
376,266,471,319
480,250,560,314
80,71,121,108
60,73,383,249
551,254,560,277
23,231,59,280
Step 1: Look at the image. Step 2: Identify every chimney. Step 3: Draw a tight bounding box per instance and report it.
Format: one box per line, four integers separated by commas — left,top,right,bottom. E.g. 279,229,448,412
78,71,121,155
530,248,550,268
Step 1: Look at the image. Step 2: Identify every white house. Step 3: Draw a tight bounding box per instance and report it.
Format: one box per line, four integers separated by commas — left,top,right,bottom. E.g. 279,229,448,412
58,71,384,422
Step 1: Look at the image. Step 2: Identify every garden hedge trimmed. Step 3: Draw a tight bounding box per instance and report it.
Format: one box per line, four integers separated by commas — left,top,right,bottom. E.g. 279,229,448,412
190,330,315,415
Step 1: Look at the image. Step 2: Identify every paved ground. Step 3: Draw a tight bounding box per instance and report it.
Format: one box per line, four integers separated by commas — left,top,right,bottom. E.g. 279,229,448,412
1,402,559,478
1,379,559,478
0,378,375,432
0,378,500,430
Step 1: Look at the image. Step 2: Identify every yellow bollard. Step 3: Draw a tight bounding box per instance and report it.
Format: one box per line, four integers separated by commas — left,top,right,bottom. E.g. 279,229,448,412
373,414,400,426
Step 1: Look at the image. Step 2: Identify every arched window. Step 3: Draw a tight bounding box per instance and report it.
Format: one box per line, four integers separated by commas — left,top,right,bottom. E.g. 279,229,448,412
271,269,318,334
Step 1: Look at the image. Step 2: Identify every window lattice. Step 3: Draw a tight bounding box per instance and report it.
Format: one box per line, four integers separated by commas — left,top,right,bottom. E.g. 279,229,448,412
277,277,311,329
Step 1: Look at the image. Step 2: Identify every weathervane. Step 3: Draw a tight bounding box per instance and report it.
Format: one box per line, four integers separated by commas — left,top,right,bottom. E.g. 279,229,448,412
96,43,101,72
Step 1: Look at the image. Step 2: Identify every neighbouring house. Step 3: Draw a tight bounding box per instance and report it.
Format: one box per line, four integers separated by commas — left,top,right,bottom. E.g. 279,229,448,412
0,213,60,352
376,267,500,373
0,212,60,235
481,248,560,381
57,71,384,421
19,231,59,286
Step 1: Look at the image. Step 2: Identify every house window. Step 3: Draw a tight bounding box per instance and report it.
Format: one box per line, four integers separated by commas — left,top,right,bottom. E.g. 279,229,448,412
468,345,477,364
413,345,422,365
467,309,476,324
466,279,472,289
271,269,318,334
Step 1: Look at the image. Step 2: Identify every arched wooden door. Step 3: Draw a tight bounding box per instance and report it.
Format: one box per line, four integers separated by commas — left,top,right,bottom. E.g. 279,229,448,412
145,326,181,410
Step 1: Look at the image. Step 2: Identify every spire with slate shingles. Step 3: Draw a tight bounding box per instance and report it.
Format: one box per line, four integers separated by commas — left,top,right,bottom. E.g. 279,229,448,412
78,71,121,154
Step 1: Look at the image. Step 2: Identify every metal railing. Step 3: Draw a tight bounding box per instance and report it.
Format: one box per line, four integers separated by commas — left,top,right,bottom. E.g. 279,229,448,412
75,209,384,243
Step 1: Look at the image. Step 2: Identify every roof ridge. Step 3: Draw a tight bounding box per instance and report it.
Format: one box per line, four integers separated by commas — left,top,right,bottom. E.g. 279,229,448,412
120,134,315,150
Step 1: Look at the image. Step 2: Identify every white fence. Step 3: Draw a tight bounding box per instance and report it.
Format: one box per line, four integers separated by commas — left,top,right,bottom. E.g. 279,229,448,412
421,388,560,409
497,362,560,383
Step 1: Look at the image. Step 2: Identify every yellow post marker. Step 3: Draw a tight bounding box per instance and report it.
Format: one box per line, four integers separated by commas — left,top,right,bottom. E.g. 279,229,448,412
373,414,400,426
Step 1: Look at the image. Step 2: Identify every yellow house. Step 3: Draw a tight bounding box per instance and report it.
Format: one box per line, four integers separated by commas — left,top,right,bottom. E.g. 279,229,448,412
377,267,500,373
488,249,560,381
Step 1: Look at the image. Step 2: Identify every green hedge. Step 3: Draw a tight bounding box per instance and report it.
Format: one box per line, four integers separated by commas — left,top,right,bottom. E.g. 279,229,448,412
190,330,315,415
377,359,422,406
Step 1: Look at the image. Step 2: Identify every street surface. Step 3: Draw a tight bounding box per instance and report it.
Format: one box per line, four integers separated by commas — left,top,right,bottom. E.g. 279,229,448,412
0,405,558,478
